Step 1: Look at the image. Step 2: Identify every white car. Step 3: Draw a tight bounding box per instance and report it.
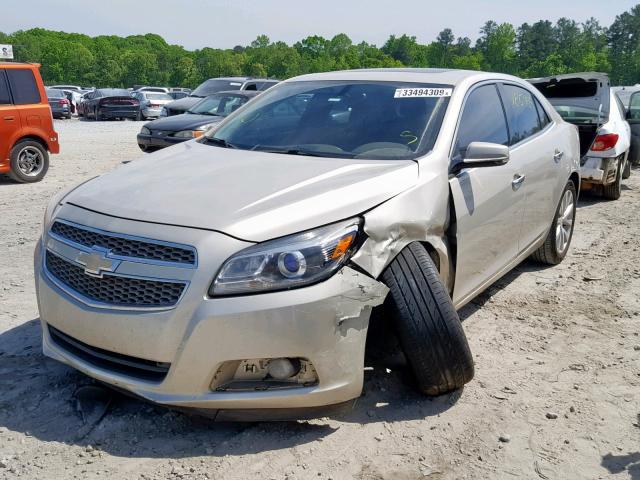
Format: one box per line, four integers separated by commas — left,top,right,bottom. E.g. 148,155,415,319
530,73,630,199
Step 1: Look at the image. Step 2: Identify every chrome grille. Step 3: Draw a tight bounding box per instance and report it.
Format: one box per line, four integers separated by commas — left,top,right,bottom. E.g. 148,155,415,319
50,221,195,265
46,251,186,308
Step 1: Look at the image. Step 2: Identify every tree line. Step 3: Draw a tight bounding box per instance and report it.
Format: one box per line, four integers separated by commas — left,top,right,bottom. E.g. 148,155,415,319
2,4,640,88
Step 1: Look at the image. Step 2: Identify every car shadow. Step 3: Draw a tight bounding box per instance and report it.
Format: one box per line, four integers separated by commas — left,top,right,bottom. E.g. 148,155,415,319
0,318,459,459
601,452,640,479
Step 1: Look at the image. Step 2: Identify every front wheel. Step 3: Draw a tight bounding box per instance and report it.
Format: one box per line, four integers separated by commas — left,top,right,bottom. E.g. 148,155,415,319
530,180,577,265
381,242,474,396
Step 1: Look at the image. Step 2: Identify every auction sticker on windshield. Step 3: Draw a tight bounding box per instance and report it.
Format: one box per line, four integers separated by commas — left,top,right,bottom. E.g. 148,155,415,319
394,88,452,98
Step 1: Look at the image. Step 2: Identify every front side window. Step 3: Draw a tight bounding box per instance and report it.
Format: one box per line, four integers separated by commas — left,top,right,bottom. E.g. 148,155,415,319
203,81,452,160
501,84,542,145
454,84,509,160
6,69,41,105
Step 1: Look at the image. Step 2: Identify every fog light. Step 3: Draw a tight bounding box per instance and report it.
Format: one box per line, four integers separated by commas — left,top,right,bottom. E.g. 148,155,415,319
267,358,301,380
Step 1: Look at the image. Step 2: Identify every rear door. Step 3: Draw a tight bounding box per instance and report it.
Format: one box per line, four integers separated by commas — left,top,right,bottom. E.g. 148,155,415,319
0,70,20,161
449,82,525,306
498,83,561,250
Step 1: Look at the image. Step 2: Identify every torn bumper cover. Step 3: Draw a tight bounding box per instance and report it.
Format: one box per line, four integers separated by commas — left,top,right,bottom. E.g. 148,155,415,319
37,231,388,416
580,156,617,184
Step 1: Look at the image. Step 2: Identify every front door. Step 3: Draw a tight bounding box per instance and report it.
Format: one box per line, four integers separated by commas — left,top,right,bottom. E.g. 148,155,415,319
449,83,526,306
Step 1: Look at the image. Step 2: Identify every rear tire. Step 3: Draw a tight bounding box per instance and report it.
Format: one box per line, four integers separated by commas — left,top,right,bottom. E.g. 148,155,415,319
530,180,576,265
603,156,623,200
381,242,474,396
8,140,49,183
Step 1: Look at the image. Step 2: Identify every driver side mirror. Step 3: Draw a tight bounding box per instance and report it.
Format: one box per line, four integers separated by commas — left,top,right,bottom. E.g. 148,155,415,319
462,141,510,168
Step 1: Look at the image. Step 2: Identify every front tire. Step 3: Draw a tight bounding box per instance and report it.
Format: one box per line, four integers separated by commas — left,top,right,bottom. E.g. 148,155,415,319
8,140,49,183
381,242,474,396
530,180,576,265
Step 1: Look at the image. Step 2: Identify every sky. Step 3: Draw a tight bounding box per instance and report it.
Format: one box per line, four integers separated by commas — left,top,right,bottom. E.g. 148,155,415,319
3,0,639,49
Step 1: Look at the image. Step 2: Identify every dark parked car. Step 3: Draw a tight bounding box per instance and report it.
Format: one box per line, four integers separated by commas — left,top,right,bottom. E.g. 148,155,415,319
137,90,258,151
79,88,140,120
161,77,278,116
45,88,71,119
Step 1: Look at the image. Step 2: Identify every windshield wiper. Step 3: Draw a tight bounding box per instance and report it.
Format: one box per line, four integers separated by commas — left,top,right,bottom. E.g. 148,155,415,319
202,137,237,149
254,147,355,158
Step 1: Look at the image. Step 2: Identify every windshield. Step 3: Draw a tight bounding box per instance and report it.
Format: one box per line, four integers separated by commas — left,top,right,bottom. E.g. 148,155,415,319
144,93,172,100
99,88,130,97
189,94,250,116
191,79,243,97
46,89,65,98
202,81,451,160
552,104,602,123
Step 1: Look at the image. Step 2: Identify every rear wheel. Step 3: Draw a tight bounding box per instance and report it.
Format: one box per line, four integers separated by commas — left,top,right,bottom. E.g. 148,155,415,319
8,140,49,183
381,242,474,396
603,156,623,200
530,180,576,265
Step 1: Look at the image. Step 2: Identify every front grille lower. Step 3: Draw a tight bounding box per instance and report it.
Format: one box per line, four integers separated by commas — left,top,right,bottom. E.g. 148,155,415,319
51,221,195,265
46,251,186,308
48,325,170,382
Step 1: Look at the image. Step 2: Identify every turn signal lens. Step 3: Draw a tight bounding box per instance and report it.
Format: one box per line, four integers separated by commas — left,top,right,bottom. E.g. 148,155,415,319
591,134,619,151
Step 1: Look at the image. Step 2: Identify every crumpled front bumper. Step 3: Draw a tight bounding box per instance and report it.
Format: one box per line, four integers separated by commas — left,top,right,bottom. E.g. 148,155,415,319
35,230,388,417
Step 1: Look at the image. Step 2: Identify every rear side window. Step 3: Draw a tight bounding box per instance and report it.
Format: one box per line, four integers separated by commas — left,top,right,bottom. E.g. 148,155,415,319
501,84,541,145
6,69,41,105
0,72,11,104
454,84,509,160
534,98,551,129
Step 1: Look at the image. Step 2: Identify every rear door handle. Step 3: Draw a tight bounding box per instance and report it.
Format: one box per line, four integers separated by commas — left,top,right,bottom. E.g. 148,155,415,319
512,174,526,190
553,150,564,162
3,116,15,121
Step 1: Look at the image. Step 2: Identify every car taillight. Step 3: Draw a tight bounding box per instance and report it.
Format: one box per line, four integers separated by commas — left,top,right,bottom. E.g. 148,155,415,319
59,99,69,105
591,134,619,151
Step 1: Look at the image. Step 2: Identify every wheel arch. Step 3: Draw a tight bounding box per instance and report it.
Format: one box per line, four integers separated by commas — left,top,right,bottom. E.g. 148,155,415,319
13,135,49,153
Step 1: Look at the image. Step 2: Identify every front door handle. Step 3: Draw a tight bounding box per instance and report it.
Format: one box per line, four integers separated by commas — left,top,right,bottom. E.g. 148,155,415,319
553,150,564,162
512,173,526,190
3,116,15,121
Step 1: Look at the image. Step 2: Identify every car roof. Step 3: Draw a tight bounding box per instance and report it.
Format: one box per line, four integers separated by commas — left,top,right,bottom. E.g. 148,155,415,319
285,68,521,86
207,77,278,82
0,62,41,69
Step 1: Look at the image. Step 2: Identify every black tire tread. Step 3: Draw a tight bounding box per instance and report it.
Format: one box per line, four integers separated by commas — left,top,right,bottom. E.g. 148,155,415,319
603,157,622,200
381,242,474,396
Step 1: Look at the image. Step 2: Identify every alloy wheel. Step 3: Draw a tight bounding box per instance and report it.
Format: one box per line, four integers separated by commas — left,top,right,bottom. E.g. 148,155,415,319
16,146,44,177
555,189,574,254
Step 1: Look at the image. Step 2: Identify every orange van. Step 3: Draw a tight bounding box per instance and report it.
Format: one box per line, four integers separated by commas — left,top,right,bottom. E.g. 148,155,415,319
0,62,59,182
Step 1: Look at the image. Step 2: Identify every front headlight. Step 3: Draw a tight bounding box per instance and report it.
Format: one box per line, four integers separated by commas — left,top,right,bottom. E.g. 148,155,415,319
210,218,362,296
140,126,151,135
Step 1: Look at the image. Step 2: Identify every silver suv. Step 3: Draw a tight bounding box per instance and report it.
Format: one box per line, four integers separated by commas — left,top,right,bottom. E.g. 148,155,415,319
35,69,580,420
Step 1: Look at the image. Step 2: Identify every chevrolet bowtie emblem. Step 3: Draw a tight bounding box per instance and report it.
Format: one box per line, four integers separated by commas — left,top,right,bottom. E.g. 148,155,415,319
75,247,121,278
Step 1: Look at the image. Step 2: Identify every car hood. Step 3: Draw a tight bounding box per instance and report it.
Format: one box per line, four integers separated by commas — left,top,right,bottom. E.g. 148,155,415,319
164,96,201,112
144,114,223,131
64,141,419,242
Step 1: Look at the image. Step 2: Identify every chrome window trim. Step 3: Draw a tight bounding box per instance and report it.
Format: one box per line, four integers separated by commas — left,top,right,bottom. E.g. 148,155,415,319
49,218,198,269
448,79,557,164
42,249,190,312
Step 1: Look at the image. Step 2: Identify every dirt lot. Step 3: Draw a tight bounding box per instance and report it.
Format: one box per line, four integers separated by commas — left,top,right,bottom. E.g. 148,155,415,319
0,118,639,480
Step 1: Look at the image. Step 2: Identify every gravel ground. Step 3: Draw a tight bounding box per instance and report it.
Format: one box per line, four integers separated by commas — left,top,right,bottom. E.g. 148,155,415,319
0,117,639,480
